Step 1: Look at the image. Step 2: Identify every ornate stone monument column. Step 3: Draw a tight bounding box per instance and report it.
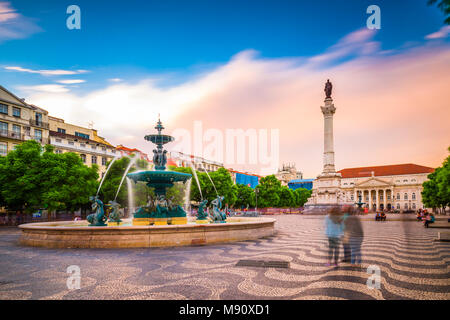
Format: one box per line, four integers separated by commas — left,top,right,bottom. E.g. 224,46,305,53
321,96,336,173
307,80,344,207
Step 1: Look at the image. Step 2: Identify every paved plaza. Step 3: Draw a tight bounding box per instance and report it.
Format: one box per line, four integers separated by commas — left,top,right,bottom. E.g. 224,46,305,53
0,215,449,300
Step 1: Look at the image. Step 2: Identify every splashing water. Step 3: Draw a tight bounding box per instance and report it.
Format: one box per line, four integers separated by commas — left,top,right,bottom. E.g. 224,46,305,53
114,157,137,201
189,161,203,200
184,178,192,214
126,177,135,218
96,157,119,196
201,163,218,196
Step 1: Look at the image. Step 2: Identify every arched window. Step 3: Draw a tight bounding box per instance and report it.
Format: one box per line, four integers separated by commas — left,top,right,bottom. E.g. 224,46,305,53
412,193,416,200
397,203,400,209
397,193,400,200
404,193,408,200
80,154,86,163
412,203,416,209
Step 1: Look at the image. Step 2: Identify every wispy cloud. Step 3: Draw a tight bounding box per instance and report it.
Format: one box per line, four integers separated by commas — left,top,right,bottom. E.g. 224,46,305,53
20,29,450,176
109,78,123,82
5,66,88,76
0,1,42,43
56,79,86,84
425,25,450,40
19,84,70,93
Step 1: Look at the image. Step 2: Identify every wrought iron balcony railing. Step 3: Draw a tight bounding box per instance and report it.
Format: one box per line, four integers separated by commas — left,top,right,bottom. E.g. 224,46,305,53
29,119,49,129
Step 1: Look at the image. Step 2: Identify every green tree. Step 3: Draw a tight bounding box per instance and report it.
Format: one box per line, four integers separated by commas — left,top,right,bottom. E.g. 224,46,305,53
422,147,450,214
208,168,237,206
293,188,312,207
428,0,450,24
234,183,256,209
255,175,282,208
0,140,99,213
278,186,295,207
40,145,99,212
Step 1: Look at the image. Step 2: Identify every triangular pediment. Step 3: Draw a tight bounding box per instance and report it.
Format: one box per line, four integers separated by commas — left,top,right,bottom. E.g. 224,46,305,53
355,177,390,188
0,85,27,107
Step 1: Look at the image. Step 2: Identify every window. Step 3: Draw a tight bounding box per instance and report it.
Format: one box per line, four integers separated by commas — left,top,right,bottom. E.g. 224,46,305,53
80,143,86,148
12,124,20,137
35,113,42,125
91,145,97,150
0,143,6,156
0,121,8,134
55,138,62,143
102,147,106,151
0,103,7,114
380,194,384,200
403,179,408,182
397,203,400,210
102,157,107,166
91,155,97,164
397,193,400,200
387,194,391,200
404,193,408,200
412,193,416,200
75,132,90,140
68,140,74,145
80,154,86,163
412,203,416,209
57,128,66,134
404,203,408,210
351,195,354,201
55,149,62,154
12,107,21,117
411,179,416,182
34,129,42,141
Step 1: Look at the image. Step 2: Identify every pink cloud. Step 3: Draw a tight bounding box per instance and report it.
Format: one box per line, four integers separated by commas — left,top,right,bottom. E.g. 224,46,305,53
0,1,42,43
24,30,450,177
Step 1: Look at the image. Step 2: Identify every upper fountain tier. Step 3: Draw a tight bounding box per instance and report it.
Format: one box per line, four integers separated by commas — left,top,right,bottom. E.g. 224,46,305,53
127,117,191,194
144,118,174,147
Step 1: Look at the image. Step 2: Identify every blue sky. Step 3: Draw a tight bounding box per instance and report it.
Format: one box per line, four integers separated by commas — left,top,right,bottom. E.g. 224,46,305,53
0,0,447,92
0,0,449,176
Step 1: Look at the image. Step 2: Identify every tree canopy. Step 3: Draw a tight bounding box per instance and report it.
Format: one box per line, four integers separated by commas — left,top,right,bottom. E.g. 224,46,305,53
428,0,450,24
0,141,99,213
422,147,450,213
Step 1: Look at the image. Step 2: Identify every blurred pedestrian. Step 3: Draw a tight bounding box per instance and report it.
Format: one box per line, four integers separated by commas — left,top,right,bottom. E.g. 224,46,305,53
345,207,364,267
324,206,344,267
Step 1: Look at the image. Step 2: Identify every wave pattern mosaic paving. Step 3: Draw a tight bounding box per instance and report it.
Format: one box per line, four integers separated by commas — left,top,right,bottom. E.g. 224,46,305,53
0,215,449,300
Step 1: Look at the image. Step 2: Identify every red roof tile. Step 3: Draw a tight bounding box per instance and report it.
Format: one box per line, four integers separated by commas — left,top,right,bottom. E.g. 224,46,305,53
338,164,434,178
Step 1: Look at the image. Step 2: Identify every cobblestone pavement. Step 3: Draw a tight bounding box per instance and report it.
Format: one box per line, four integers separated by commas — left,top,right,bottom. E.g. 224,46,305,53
0,215,449,300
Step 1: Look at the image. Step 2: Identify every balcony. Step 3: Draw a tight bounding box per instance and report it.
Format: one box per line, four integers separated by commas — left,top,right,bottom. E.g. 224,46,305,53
0,130,24,141
29,119,49,129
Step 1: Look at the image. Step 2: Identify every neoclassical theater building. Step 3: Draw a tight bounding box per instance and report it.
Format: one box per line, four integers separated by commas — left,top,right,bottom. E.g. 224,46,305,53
337,163,434,211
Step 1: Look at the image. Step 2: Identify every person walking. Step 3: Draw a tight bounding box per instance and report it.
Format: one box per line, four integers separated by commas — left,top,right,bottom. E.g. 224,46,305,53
324,206,344,267
341,206,352,263
344,207,364,267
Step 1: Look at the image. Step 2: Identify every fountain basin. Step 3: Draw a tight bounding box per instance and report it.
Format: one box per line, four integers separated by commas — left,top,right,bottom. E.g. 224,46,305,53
18,217,275,248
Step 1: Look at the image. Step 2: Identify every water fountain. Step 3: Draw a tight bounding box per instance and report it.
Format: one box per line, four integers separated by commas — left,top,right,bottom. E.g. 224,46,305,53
127,118,192,225
17,117,275,248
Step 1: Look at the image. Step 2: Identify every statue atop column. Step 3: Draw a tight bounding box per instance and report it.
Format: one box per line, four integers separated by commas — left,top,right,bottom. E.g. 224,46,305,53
324,79,332,99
